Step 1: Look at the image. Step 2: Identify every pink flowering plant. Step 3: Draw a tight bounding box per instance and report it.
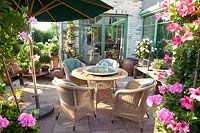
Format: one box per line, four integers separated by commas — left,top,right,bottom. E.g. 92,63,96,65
149,0,200,132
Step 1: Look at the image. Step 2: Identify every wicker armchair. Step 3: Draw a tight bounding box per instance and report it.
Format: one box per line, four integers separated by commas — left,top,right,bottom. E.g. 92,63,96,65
62,58,87,86
52,77,94,131
112,78,157,131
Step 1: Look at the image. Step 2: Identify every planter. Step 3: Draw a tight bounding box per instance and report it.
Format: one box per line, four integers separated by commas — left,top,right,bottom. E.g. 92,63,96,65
122,58,138,76
41,65,49,72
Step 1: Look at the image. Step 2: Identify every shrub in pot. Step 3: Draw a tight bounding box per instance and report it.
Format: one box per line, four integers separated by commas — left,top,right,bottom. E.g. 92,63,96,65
49,44,59,56
40,53,51,71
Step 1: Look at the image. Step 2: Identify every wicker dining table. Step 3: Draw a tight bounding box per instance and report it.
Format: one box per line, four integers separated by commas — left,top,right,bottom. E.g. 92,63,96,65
71,67,128,116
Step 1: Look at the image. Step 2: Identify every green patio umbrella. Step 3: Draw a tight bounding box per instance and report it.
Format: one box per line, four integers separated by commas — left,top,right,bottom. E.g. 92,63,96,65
11,0,113,22
10,0,112,118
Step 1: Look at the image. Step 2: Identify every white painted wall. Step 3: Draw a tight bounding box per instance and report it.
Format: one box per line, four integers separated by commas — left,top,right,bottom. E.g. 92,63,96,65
102,0,142,58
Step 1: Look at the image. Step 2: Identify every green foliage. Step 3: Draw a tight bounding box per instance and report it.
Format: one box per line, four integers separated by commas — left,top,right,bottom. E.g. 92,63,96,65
150,59,168,69
49,44,59,53
40,53,51,64
16,44,41,69
135,38,152,59
0,80,6,96
0,100,39,133
35,61,41,70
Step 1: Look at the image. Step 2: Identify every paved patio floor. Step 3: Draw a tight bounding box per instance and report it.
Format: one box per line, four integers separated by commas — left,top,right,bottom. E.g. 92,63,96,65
12,74,155,133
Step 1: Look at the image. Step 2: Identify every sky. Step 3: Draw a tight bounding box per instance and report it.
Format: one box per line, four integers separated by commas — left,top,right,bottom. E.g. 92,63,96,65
33,22,52,31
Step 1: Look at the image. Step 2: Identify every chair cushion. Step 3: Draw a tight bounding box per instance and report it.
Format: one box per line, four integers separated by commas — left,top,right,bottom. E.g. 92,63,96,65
54,77,78,87
63,59,81,72
138,78,155,88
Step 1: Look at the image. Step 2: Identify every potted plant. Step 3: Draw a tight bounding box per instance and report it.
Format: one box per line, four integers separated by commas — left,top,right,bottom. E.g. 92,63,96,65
135,38,153,65
40,53,51,71
34,61,41,74
49,43,59,56
150,59,168,71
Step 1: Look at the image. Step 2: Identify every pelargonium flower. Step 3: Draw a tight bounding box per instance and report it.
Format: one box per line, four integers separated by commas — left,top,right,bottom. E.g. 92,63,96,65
0,116,9,128
28,16,37,24
177,121,190,133
173,35,182,45
158,71,167,80
189,88,200,101
182,32,193,42
194,20,200,26
18,113,36,127
159,84,168,94
147,94,162,107
157,108,175,124
179,96,193,110
166,120,178,132
168,82,183,93
164,54,172,62
32,54,40,61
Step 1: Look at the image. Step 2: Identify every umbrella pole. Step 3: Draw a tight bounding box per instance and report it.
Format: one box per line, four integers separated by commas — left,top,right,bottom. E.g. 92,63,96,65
29,39,40,108
1,55,21,113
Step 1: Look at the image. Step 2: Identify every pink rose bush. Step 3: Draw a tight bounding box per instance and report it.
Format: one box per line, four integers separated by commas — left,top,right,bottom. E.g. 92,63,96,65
151,0,200,132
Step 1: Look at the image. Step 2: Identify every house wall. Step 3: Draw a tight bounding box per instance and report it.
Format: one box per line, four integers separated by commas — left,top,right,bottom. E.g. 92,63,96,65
102,0,142,58
142,0,158,9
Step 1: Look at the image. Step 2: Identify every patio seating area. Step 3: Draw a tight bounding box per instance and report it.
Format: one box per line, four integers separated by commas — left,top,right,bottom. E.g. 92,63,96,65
12,74,156,133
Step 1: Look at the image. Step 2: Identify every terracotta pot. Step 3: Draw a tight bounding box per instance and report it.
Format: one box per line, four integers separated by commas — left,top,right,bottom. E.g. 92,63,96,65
122,58,138,76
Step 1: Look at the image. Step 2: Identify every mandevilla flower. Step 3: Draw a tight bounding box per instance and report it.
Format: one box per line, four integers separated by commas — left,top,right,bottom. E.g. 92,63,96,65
147,94,162,107
177,121,190,133
166,120,178,132
189,88,200,101
155,13,163,20
172,35,182,45
28,16,37,25
157,108,175,124
182,32,193,42
164,54,172,62
0,116,9,128
168,82,183,93
7,96,15,103
180,96,193,110
176,1,196,17
166,22,182,32
18,113,36,127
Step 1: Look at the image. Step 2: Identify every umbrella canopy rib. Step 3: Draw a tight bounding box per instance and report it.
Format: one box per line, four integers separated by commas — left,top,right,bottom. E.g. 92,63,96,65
38,0,56,22
82,0,112,9
29,0,35,16
58,0,91,19
12,0,21,11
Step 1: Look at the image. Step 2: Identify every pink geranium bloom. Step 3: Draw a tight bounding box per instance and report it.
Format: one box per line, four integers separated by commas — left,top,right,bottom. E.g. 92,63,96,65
172,35,182,45
0,116,9,128
162,12,171,21
155,13,163,20
182,32,193,42
189,88,200,101
17,32,29,42
157,108,175,124
166,23,182,32
183,25,190,31
177,121,190,133
180,96,193,110
166,120,178,132
147,94,162,107
32,54,40,61
28,16,37,24
164,54,172,62
18,113,36,127
168,82,183,93
159,84,168,94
